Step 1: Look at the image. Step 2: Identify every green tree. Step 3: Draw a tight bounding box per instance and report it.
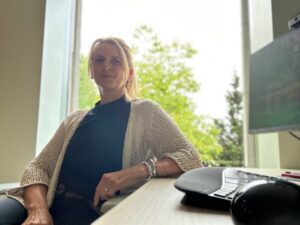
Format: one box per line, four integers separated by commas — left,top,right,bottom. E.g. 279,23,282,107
133,25,222,164
79,55,98,109
78,25,222,164
214,71,244,166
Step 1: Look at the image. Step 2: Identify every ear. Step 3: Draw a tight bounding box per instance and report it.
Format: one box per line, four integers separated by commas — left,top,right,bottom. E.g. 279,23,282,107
128,68,134,81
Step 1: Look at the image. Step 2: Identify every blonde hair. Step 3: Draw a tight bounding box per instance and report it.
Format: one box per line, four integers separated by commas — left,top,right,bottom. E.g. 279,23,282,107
88,37,138,100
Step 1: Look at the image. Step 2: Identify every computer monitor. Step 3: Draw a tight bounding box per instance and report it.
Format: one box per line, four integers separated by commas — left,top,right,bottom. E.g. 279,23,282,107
249,28,300,134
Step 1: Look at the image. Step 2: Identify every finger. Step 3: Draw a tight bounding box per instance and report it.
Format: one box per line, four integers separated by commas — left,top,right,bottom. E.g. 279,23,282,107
94,177,106,206
22,217,31,225
94,184,109,205
98,188,109,201
101,187,115,200
93,188,101,206
94,172,123,203
105,185,118,197
94,174,114,204
22,215,32,225
106,191,116,199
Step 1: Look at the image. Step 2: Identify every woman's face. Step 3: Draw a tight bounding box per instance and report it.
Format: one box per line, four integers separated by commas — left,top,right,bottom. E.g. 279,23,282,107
91,42,131,95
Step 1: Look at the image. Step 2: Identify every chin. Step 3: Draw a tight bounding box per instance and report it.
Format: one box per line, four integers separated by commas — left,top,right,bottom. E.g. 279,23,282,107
95,82,115,90
100,86,124,94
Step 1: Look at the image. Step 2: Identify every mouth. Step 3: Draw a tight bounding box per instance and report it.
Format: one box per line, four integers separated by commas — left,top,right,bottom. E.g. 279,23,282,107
101,75,114,78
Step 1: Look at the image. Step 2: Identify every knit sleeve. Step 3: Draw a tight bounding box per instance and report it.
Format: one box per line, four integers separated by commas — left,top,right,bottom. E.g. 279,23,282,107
19,120,66,187
6,111,81,202
150,103,202,171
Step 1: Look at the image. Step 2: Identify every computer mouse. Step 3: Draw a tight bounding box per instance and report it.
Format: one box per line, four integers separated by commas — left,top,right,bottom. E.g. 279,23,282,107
230,179,300,225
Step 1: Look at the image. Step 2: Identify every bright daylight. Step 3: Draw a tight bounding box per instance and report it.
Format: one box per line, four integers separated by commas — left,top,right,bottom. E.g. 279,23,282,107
79,0,244,167
2,1,300,225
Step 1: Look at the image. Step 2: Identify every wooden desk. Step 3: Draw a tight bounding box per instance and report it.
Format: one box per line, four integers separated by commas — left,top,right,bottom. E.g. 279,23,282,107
92,169,300,225
92,178,232,225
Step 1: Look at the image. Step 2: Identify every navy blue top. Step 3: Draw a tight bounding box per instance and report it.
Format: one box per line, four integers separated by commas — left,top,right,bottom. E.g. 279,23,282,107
58,96,131,201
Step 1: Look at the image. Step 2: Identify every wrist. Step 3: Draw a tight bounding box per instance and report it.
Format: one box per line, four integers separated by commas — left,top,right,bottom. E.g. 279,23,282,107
25,203,48,212
142,159,158,180
132,164,149,180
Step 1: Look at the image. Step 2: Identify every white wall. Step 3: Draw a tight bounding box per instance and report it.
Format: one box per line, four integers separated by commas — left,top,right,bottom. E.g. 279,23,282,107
0,0,46,182
248,0,300,169
0,0,78,182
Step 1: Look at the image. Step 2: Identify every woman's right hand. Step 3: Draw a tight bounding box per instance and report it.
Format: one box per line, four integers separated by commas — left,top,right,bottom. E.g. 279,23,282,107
23,184,52,225
22,208,53,225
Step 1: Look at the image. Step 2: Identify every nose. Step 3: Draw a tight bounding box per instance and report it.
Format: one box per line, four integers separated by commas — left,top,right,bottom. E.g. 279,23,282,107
104,61,111,71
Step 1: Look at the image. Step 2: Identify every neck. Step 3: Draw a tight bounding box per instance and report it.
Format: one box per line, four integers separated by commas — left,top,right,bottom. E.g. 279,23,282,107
99,89,126,105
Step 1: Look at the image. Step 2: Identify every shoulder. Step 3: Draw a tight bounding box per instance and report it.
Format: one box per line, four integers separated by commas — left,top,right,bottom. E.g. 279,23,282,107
131,99,170,120
131,98,160,110
63,110,88,126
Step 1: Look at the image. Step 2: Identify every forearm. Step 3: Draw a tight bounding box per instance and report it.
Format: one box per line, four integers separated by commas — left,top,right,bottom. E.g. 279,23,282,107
94,158,183,203
24,184,48,211
155,158,183,177
129,158,183,181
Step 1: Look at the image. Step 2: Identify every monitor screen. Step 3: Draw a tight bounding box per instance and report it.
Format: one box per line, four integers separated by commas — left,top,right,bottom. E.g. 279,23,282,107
249,28,300,134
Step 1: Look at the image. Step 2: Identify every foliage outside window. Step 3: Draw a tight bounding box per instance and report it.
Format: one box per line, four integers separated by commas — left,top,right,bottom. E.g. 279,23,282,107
78,25,244,167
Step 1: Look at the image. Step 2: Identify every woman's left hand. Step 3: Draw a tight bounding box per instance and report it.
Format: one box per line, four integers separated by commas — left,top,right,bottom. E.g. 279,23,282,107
93,164,147,206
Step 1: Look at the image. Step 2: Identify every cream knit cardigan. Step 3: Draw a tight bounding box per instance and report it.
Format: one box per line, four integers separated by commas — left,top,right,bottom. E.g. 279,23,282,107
7,99,201,207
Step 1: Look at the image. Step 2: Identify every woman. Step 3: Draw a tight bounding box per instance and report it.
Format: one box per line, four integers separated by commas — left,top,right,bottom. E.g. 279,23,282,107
1,37,202,225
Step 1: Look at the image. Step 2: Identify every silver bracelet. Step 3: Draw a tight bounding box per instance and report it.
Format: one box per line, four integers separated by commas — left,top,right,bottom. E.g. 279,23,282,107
142,161,152,180
142,158,159,180
147,159,158,177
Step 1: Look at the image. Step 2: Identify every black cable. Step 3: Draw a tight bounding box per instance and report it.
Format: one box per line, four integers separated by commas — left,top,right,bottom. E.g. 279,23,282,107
289,131,300,141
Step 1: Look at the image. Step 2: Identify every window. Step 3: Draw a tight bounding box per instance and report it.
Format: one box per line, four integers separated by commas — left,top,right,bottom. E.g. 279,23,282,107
75,0,244,166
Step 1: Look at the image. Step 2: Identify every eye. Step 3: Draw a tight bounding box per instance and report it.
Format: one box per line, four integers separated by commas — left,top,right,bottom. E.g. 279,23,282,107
94,57,105,64
111,58,122,65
